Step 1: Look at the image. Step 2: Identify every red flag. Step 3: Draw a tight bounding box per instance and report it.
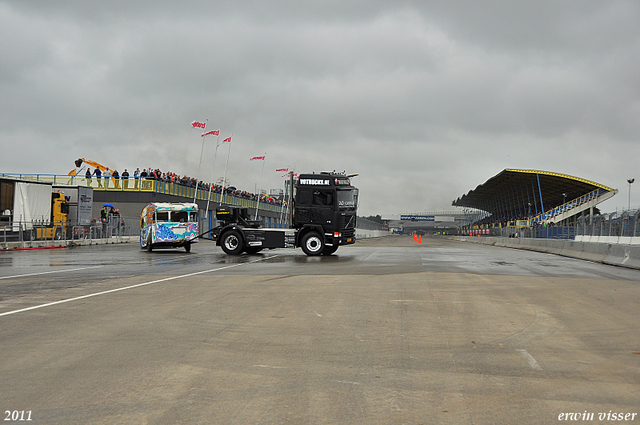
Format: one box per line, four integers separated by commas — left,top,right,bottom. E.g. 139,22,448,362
276,168,288,172
191,121,206,129
202,130,219,137
221,136,231,143
250,156,266,161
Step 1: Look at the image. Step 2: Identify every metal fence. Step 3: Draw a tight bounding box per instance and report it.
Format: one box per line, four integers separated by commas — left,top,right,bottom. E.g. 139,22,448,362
1,216,138,248
575,210,640,238
489,225,576,239
461,209,640,241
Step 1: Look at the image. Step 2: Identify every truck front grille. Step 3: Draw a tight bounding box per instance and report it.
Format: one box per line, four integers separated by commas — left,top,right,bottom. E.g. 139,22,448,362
340,214,356,238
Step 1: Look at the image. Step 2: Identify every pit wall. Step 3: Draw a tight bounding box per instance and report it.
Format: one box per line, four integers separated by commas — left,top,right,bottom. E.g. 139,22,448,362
574,235,640,245
453,236,640,271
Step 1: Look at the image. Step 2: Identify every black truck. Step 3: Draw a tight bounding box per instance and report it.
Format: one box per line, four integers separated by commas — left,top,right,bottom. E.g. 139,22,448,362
212,172,358,256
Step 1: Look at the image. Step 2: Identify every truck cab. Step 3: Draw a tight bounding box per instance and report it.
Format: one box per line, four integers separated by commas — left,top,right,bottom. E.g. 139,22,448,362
212,172,358,256
34,190,69,240
293,173,358,255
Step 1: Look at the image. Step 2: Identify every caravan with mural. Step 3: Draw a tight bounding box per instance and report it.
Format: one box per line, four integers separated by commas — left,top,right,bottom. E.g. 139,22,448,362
140,202,199,252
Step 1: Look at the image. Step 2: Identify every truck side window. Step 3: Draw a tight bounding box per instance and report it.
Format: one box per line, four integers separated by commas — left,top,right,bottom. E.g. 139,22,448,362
297,189,311,205
313,191,333,206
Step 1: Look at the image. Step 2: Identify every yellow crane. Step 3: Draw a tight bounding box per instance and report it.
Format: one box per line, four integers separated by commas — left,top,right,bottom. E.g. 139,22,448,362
68,158,111,176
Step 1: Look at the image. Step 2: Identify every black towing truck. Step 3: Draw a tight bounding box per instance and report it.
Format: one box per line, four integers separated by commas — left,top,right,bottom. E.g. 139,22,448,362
211,172,358,256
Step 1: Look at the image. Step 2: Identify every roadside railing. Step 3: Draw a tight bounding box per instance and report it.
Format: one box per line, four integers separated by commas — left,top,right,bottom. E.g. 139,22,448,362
576,210,640,238
460,209,640,242
0,173,284,213
1,216,137,248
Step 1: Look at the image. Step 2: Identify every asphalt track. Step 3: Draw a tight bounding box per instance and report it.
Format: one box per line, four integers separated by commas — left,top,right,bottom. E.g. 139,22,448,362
0,235,639,424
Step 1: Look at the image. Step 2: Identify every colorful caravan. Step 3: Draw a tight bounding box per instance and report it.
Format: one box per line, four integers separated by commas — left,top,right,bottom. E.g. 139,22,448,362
140,202,199,252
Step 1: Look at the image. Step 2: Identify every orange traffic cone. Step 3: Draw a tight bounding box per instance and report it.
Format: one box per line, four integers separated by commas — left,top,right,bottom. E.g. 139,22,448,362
413,234,417,241
418,235,422,244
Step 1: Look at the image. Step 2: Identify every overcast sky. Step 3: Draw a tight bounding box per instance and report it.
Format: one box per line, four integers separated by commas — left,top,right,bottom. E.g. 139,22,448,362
2,1,639,216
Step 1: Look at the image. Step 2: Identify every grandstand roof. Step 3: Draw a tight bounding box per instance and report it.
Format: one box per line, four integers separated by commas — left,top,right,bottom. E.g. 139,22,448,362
452,169,615,219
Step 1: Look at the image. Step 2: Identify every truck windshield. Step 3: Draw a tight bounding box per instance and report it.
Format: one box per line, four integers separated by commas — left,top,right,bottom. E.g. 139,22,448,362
336,189,358,209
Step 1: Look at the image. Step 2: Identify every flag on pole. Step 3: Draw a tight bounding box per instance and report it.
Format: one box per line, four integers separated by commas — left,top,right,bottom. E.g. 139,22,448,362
276,168,288,172
222,137,232,143
250,156,266,161
202,130,219,137
191,121,207,129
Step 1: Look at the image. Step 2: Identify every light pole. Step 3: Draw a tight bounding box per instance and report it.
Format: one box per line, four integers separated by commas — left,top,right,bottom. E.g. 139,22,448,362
562,193,567,229
628,179,635,211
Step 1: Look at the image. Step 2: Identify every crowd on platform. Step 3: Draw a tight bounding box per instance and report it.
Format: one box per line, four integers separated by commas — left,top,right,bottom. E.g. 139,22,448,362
84,167,285,206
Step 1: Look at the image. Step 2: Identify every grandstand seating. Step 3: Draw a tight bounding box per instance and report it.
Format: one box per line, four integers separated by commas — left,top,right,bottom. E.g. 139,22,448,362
531,188,617,224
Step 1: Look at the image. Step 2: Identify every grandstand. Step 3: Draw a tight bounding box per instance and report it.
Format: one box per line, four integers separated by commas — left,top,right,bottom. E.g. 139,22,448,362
452,169,618,227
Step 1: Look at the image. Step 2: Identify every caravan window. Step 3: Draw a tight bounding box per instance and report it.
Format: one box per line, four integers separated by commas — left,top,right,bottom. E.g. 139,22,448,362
172,211,189,222
156,211,169,222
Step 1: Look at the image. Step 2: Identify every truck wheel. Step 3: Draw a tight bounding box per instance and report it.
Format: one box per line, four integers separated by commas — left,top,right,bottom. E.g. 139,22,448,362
322,245,339,255
146,235,153,252
301,232,324,256
184,242,191,253
54,228,63,240
221,230,243,255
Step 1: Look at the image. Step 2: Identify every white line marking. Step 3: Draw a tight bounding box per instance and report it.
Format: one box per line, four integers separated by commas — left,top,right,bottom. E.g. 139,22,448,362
0,256,277,318
0,266,100,280
517,349,543,370
389,300,426,303
253,365,286,369
336,380,361,385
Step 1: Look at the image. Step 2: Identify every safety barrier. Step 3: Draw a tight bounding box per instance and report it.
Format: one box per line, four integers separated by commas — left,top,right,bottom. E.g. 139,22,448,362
452,235,640,270
356,229,391,239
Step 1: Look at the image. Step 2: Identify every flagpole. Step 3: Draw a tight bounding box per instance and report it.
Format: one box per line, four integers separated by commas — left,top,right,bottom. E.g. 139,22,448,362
220,134,232,206
205,130,221,218
288,171,295,228
193,119,208,203
278,167,290,226
255,153,266,220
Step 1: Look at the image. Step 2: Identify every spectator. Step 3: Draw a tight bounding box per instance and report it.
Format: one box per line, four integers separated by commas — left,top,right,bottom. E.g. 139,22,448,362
122,169,129,189
112,169,120,189
100,205,108,235
93,167,102,188
85,168,92,187
103,168,111,189
134,168,140,189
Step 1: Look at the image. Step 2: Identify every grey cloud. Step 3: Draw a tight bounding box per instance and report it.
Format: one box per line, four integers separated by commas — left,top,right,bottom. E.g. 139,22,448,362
1,0,639,215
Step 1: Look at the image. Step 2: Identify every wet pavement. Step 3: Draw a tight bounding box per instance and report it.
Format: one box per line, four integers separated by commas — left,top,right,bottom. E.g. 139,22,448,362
1,235,639,424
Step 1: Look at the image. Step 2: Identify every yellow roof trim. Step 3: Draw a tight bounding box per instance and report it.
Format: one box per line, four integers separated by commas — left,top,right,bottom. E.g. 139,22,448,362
505,169,614,191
